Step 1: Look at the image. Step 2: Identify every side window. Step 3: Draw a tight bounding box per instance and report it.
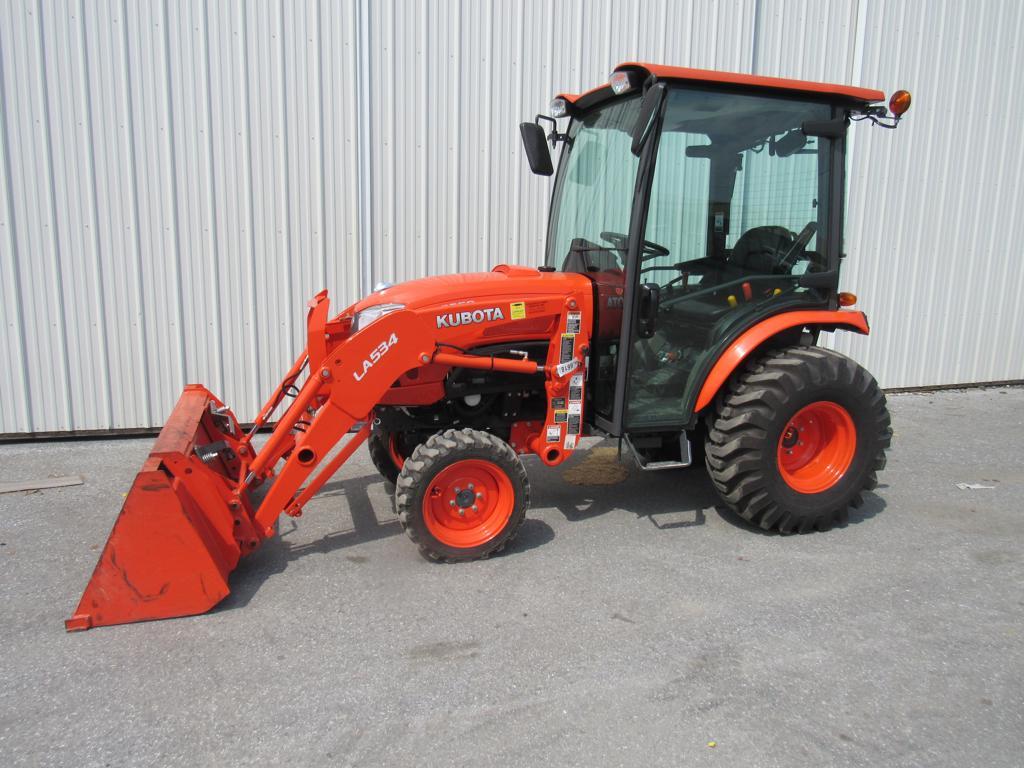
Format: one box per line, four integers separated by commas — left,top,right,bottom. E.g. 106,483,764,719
729,136,824,270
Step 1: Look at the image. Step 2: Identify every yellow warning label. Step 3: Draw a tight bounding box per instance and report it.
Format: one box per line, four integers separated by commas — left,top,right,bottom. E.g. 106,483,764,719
510,301,526,320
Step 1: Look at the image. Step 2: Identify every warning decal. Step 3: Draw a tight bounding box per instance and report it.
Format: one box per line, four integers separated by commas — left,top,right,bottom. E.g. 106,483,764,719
566,312,581,334
510,301,526,320
554,410,568,423
559,334,575,364
567,413,581,435
546,425,561,443
569,373,584,403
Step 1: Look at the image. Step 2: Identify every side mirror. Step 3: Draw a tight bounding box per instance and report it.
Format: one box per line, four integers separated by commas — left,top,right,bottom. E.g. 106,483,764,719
631,83,667,156
801,118,848,139
636,283,661,339
519,122,553,176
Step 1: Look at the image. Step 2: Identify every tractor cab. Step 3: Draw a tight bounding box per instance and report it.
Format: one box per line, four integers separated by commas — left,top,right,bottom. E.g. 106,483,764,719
522,63,908,457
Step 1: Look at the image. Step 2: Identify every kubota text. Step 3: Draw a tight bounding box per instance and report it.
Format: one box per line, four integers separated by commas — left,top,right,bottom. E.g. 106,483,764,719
436,307,505,329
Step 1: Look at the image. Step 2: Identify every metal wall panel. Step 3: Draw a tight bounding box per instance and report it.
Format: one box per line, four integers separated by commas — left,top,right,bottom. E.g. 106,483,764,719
830,0,1024,387
0,0,1021,434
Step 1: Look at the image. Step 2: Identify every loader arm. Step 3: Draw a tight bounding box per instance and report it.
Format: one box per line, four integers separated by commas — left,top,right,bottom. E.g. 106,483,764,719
68,287,590,631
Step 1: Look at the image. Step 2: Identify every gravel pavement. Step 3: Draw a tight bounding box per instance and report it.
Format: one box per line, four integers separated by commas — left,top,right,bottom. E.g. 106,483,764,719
1,388,1022,767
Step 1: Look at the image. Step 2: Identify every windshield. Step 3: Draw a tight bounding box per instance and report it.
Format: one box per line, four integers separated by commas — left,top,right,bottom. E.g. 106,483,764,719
545,96,642,269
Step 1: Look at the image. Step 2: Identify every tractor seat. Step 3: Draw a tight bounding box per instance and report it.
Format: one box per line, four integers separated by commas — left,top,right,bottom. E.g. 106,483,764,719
729,225,795,274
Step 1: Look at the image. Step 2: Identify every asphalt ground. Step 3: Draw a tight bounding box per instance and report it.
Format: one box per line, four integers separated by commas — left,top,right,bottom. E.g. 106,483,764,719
1,388,1022,767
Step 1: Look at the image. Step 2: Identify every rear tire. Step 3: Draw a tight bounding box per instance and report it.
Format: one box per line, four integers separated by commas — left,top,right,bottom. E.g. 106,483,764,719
705,345,891,534
395,428,529,561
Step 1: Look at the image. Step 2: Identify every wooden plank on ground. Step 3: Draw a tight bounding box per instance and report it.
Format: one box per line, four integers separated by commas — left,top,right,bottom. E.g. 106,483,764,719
0,475,84,494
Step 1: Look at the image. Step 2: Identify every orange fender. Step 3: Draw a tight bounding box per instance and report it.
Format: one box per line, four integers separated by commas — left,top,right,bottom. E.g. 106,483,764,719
694,310,869,413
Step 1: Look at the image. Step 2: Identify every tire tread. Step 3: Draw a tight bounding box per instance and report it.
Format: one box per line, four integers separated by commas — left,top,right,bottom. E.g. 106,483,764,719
394,428,529,561
705,345,891,534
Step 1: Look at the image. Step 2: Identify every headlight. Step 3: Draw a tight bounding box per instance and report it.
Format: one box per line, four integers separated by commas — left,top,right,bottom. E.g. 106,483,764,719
549,97,568,118
353,302,405,331
609,71,633,94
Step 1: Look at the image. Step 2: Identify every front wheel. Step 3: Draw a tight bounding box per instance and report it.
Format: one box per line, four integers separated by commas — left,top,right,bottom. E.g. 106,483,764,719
368,425,420,485
705,345,891,534
395,428,529,561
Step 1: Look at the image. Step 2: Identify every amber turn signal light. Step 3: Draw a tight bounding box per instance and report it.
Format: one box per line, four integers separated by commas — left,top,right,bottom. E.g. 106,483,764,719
889,90,911,117
838,292,857,307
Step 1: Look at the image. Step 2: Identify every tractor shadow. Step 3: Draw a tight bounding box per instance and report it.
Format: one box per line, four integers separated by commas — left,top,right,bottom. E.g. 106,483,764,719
218,470,555,614
548,471,713,530
528,446,716,530
531,443,888,536
219,447,887,614
218,472,399,613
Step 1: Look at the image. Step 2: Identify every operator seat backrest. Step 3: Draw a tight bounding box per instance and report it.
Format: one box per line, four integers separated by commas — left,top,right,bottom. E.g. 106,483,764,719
729,225,793,274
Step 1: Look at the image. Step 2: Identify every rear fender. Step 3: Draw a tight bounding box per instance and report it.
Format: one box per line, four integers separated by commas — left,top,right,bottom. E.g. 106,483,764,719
694,310,869,413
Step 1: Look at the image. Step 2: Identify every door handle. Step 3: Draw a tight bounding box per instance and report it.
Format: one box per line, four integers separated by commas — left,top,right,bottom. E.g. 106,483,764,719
637,283,661,339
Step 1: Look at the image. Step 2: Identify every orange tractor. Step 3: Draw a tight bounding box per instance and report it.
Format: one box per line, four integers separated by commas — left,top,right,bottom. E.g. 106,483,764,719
67,63,909,631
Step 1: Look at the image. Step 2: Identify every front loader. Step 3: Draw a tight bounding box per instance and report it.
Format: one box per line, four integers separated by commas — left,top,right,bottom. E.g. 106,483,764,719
68,63,909,630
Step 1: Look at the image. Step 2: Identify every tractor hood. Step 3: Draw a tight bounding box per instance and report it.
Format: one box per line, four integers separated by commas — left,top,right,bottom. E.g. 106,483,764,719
350,264,590,316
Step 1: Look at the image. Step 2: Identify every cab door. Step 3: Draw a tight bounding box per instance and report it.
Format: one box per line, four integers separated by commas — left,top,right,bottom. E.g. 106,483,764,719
619,87,840,431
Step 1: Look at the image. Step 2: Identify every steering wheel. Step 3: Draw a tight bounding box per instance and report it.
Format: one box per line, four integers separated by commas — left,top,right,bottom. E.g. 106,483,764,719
599,231,670,261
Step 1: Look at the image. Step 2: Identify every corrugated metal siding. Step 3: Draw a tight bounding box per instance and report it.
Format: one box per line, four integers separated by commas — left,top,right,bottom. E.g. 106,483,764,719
832,0,1024,387
0,0,1021,434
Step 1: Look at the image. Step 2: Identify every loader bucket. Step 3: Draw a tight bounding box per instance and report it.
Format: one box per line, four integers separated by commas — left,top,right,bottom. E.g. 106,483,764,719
66,385,255,631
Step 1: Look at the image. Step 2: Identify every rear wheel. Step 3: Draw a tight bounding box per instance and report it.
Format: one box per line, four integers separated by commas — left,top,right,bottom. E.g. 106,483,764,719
395,428,529,561
705,345,891,533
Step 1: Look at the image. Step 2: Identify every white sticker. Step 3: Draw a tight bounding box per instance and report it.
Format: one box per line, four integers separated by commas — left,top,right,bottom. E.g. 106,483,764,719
559,334,575,364
564,434,577,451
546,425,561,443
565,312,582,334
568,373,583,403
568,402,582,415
555,359,579,377
567,412,581,435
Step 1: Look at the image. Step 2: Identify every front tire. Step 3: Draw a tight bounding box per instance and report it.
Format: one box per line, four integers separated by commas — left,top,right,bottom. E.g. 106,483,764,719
705,345,891,534
368,425,417,485
395,428,529,561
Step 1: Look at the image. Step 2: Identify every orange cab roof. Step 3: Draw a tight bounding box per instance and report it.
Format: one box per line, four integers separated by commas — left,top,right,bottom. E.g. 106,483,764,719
558,62,885,107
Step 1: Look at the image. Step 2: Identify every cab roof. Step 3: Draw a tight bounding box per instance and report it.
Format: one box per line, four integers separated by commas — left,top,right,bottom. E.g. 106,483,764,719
557,62,885,110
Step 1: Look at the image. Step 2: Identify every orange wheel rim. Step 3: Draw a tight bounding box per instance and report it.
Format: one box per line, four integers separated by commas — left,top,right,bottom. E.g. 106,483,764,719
388,433,405,469
422,459,514,548
777,401,856,494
